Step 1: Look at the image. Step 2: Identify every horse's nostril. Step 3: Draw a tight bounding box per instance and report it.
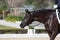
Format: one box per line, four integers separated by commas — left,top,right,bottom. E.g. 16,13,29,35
21,26,24,28
20,24,25,28
20,26,25,28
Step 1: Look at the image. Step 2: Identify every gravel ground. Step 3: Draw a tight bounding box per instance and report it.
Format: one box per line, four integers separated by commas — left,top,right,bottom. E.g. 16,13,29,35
0,34,60,40
0,37,60,40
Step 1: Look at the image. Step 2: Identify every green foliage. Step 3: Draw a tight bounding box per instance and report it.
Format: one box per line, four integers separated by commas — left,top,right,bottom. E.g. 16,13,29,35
0,16,3,19
0,0,8,12
0,25,27,34
32,0,48,9
36,29,47,34
29,26,34,29
5,14,23,22
25,0,54,9
25,0,34,5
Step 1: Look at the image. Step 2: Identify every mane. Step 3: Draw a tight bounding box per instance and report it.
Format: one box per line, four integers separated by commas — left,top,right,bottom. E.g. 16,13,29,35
32,9,56,13
41,9,55,12
29,9,56,20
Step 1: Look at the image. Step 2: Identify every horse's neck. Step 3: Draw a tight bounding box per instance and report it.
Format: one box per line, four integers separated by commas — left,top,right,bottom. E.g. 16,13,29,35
38,12,54,23
33,9,55,23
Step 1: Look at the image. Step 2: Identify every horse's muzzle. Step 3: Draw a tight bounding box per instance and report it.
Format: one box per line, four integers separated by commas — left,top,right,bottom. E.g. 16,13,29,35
20,24,25,28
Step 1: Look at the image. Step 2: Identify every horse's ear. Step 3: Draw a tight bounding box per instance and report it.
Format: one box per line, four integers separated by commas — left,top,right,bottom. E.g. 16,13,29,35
25,9,30,13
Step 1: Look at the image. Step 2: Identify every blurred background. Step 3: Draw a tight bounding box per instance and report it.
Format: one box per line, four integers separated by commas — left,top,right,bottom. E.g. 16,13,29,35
0,0,55,34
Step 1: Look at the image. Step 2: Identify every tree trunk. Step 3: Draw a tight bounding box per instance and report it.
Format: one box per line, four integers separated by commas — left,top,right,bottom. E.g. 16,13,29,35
2,11,5,19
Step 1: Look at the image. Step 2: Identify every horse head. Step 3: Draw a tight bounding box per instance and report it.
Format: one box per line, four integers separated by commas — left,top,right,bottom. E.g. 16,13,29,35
20,9,34,28
20,9,55,28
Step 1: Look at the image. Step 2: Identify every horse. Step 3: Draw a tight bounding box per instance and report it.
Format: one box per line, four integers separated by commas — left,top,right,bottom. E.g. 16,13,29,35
20,9,59,40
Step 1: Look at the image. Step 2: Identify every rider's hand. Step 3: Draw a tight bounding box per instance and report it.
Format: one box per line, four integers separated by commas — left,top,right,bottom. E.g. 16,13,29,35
53,5,57,9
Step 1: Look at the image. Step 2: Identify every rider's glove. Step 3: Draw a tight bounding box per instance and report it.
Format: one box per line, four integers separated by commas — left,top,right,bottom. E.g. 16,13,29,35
53,5,57,9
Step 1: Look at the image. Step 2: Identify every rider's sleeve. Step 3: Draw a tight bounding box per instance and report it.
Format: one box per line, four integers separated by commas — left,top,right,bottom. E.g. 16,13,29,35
55,0,58,4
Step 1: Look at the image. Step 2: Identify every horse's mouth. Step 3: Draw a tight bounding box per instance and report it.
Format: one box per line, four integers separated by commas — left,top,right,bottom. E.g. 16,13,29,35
20,25,24,28
20,24,26,28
